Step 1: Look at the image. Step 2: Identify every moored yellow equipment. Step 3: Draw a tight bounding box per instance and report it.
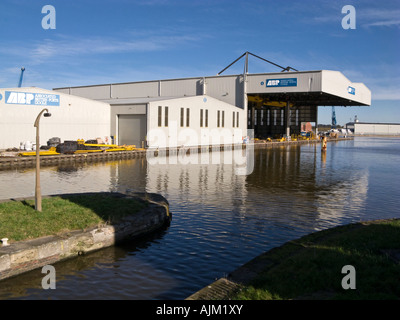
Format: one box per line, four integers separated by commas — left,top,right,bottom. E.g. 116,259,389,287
81,143,136,152
19,147,60,157
73,145,136,153
18,139,139,156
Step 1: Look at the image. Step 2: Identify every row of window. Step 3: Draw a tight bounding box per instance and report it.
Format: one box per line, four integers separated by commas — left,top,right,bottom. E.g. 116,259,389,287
158,106,168,127
157,106,239,128
249,109,300,126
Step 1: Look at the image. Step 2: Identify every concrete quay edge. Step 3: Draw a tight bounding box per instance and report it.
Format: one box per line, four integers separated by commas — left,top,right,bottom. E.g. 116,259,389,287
0,137,352,171
0,192,171,281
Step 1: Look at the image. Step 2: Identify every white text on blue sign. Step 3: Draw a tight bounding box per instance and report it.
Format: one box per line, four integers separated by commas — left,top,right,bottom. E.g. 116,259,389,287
265,78,297,87
5,91,60,106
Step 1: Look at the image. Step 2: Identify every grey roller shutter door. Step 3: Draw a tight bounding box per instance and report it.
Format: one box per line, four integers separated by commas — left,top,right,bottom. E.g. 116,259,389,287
118,114,146,147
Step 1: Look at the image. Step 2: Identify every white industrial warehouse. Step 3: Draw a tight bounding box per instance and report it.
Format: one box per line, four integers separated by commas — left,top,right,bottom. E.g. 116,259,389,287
0,87,110,150
0,53,372,150
346,121,400,135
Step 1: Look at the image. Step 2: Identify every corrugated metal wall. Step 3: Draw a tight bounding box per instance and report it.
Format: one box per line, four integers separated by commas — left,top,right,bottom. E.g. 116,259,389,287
160,78,200,97
54,75,245,108
111,81,158,99
70,85,111,100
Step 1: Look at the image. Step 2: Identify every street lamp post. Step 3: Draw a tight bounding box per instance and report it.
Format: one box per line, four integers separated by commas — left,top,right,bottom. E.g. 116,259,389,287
34,108,51,212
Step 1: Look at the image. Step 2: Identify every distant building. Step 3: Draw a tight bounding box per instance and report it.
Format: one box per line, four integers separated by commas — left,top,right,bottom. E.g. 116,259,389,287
346,122,400,135
301,122,313,132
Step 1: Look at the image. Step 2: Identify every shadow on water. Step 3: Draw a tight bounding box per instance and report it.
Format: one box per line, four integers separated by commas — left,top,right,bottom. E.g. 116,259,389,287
56,191,169,224
0,216,171,300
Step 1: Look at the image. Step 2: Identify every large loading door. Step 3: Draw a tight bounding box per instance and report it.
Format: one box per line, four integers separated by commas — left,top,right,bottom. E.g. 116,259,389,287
118,114,146,147
247,95,318,139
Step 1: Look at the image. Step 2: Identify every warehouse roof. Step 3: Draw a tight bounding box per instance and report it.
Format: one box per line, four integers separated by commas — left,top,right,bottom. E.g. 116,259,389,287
99,96,180,105
246,70,371,107
54,70,371,108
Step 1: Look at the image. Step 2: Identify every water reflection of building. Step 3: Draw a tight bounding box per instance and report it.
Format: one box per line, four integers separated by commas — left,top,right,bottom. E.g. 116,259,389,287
143,149,248,206
0,162,119,200
315,170,368,225
0,145,368,231
244,144,368,229
112,144,369,230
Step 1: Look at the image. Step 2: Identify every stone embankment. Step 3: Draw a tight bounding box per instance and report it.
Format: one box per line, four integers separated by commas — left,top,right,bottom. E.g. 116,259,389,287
0,192,170,281
0,149,147,170
0,137,352,170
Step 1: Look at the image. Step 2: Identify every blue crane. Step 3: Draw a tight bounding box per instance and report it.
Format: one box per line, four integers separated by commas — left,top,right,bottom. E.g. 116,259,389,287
18,67,25,87
331,106,337,129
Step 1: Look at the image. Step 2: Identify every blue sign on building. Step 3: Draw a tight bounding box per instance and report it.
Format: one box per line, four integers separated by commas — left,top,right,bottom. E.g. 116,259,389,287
5,91,60,106
265,78,297,87
348,86,355,95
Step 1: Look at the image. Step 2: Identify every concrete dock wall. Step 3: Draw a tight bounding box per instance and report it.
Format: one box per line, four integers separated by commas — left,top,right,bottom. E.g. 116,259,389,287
0,192,170,281
0,138,351,171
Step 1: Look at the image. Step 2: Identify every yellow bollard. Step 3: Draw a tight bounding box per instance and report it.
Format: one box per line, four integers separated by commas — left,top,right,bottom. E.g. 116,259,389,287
322,136,327,151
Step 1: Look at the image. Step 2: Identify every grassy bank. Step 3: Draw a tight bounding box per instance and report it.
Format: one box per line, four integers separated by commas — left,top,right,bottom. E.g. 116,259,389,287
0,193,147,242
230,219,400,300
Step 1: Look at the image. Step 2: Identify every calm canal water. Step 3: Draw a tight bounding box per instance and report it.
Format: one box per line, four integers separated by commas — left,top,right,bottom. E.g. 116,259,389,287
0,137,399,299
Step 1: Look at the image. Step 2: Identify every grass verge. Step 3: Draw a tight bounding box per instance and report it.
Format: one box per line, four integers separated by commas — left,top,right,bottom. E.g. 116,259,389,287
0,193,147,242
229,219,400,300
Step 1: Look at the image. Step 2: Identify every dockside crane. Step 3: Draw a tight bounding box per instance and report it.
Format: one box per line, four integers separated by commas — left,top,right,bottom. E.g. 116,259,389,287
18,67,25,87
331,106,337,129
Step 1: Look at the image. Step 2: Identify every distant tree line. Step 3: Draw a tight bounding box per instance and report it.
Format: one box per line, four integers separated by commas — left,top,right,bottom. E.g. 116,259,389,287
317,124,344,131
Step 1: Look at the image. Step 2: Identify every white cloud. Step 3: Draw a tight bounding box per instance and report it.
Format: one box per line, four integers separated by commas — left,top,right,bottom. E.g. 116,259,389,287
341,68,400,100
1,31,202,66
312,5,400,28
360,8,400,28
363,19,400,27
0,28,206,88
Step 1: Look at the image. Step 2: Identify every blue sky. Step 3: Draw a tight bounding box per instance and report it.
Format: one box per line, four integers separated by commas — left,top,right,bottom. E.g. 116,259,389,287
1,0,399,125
